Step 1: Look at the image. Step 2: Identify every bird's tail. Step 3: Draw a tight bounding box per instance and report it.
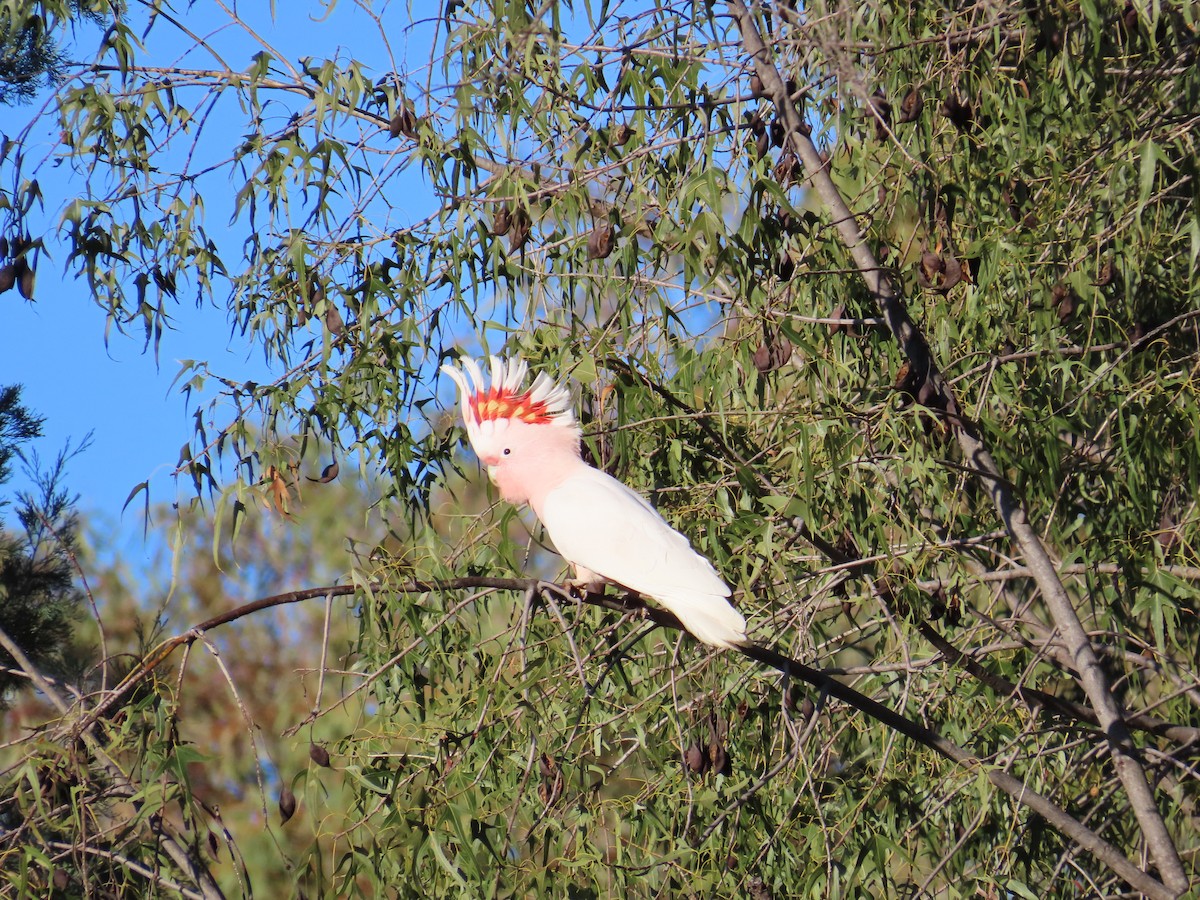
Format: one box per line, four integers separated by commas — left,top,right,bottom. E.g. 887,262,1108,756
657,592,749,649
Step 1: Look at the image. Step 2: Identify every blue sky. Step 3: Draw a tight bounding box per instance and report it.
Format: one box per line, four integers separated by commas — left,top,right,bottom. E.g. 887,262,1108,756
1,4,436,544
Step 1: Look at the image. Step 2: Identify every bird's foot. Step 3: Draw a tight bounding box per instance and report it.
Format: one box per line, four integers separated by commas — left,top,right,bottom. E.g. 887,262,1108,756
563,576,606,599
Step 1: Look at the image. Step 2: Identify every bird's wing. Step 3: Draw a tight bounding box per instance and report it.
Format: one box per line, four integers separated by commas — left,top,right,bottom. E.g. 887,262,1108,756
539,469,747,648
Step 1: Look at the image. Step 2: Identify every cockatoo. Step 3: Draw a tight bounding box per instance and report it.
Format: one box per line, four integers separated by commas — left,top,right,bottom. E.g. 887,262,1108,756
441,355,748,649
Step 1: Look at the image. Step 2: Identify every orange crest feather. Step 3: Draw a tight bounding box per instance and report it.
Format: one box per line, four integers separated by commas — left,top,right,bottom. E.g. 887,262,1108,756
472,387,555,425
441,356,580,454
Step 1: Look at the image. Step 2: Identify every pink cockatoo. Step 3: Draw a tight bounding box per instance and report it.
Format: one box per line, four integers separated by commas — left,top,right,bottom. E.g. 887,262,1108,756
441,355,748,649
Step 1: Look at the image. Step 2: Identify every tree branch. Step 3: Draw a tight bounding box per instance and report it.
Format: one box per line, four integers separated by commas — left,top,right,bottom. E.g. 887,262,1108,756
67,576,1179,899
724,1,1188,893
916,621,1200,746
737,641,1175,900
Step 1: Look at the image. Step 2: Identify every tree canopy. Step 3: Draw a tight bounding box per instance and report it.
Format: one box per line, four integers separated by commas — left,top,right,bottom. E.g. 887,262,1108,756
1,1,1198,897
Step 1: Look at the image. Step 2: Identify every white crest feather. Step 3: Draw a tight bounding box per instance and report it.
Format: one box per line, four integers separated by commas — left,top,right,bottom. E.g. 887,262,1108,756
441,355,579,459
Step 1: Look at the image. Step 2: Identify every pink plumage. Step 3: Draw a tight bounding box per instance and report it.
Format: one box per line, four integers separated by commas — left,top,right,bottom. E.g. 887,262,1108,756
442,355,749,649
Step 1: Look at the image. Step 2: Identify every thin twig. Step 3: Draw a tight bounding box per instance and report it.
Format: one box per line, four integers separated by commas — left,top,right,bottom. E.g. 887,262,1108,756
45,840,206,900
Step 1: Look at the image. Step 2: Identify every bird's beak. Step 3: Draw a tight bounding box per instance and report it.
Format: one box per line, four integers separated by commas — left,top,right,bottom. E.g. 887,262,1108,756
486,465,499,483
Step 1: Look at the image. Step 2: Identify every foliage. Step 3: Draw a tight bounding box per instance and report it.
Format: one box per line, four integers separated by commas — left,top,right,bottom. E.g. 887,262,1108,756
0,385,84,702
0,1,112,106
1,463,373,898
1,1,1198,898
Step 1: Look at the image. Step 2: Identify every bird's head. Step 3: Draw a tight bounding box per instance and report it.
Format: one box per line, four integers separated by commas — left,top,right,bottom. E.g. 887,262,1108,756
441,355,582,502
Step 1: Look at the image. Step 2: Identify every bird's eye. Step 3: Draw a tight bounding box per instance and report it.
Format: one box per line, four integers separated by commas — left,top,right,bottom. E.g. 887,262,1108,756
502,448,511,456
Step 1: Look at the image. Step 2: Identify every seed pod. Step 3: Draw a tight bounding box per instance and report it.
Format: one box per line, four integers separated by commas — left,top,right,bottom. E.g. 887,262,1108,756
897,87,924,123
610,123,633,147
769,118,786,148
0,237,8,257
587,220,615,259
324,302,344,335
388,102,418,139
941,94,973,131
0,264,14,294
309,743,332,767
868,90,891,140
683,743,707,774
279,784,297,824
491,203,512,236
1095,258,1117,287
752,334,792,373
507,208,531,251
749,73,765,98
15,259,34,300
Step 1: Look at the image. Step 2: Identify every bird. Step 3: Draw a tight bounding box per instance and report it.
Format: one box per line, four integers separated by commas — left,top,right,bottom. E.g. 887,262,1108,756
441,355,748,649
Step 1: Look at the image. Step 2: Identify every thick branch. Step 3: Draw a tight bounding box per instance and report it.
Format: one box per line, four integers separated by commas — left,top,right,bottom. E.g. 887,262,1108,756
725,1,1187,893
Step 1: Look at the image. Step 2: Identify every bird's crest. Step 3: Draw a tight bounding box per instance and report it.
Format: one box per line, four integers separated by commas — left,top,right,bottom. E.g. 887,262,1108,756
441,356,578,446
